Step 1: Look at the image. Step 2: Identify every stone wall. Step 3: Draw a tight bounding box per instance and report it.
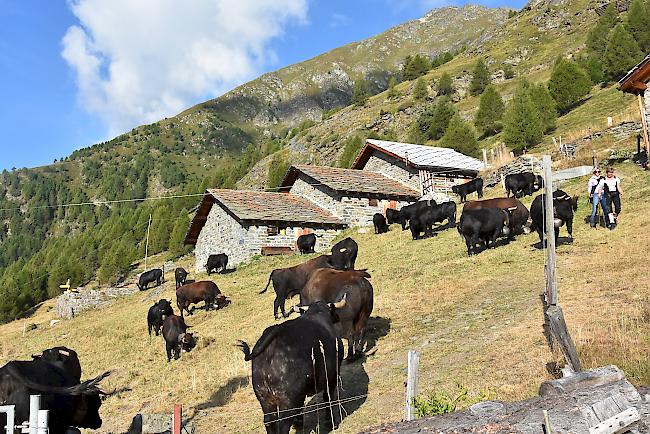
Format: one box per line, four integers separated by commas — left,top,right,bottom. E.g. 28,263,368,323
363,152,421,192
194,201,341,272
290,176,412,227
483,156,543,187
56,286,139,319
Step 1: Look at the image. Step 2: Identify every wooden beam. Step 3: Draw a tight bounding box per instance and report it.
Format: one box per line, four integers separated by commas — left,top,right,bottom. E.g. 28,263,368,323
637,94,650,154
543,155,557,306
545,305,581,372
588,407,640,434
540,365,624,396
405,350,420,421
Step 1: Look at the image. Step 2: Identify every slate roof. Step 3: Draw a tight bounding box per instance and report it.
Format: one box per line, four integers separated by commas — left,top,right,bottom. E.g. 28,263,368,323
352,139,486,172
280,165,420,198
184,189,344,245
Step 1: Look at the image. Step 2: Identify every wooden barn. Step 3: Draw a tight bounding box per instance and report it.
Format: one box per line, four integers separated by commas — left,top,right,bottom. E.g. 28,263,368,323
619,53,650,151
279,164,420,227
184,189,345,272
351,139,486,200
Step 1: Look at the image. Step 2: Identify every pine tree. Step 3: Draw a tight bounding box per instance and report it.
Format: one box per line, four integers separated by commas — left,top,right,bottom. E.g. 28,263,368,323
387,77,399,100
503,83,544,152
428,97,457,140
474,85,505,136
548,58,592,114
169,208,190,258
440,114,479,156
469,59,491,96
402,54,430,81
436,73,454,96
351,79,369,106
625,0,650,52
413,77,428,100
603,24,644,82
586,3,619,57
527,83,557,133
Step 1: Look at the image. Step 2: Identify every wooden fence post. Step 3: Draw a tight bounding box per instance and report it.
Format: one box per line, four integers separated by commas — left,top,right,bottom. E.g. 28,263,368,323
482,149,488,167
542,155,557,306
405,350,420,421
173,404,182,434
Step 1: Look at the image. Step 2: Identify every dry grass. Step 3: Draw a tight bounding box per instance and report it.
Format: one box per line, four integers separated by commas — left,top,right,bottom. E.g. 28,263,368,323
1,166,649,433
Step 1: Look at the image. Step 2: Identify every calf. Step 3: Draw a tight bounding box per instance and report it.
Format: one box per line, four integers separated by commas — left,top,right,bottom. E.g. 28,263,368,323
260,255,334,319
299,269,373,360
176,281,229,317
409,202,456,240
529,190,579,244
205,253,228,275
0,347,109,434
398,200,435,230
385,208,400,225
452,178,484,202
147,299,174,336
238,300,345,434
505,172,543,198
330,237,358,270
463,197,529,240
137,268,163,291
296,233,317,254
373,213,389,234
457,208,510,256
174,267,189,289
162,315,196,362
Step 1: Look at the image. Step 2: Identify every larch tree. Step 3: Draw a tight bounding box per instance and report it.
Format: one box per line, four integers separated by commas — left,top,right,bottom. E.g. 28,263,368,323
548,58,592,114
470,59,491,96
603,24,644,82
474,85,505,136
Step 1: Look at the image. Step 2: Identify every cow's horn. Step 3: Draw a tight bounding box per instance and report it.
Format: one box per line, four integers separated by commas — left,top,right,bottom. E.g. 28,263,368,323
58,349,70,357
298,305,309,312
507,206,517,211
333,294,347,309
339,248,347,253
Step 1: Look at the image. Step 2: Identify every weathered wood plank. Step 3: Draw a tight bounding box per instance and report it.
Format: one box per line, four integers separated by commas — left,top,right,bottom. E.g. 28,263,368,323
544,305,581,373
588,407,640,434
540,365,624,397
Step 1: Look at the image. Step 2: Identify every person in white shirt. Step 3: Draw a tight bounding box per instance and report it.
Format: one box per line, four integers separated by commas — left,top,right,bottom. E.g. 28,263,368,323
603,167,622,227
587,168,611,229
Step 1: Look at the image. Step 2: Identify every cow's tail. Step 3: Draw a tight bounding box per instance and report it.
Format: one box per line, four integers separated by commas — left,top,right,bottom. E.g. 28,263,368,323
6,364,111,395
354,270,371,279
237,326,280,361
259,271,275,294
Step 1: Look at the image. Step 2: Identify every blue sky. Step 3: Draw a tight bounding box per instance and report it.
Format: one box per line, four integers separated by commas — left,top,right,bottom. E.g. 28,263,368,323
0,0,525,171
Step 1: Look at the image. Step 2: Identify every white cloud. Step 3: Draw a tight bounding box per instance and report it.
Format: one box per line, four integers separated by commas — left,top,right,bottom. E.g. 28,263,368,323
329,13,350,28
61,0,308,135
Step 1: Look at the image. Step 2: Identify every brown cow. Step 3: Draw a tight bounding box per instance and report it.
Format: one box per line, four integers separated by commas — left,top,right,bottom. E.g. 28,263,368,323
297,268,374,360
176,281,229,317
463,197,530,239
260,254,336,319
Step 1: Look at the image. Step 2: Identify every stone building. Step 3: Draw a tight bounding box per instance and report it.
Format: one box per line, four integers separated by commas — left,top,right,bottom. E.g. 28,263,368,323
619,53,650,152
280,165,420,227
184,189,345,271
351,139,485,201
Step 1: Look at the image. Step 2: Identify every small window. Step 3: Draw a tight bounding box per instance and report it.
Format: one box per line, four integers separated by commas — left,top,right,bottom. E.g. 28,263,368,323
267,226,279,236
369,198,378,206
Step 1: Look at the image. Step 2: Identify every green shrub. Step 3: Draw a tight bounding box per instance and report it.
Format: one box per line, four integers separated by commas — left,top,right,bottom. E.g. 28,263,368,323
413,383,495,418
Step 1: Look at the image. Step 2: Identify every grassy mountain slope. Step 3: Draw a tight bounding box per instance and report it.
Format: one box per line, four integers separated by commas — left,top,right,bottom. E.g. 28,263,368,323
1,162,648,432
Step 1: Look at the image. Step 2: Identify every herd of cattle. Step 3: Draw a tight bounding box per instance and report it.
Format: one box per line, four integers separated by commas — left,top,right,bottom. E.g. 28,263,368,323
0,171,582,433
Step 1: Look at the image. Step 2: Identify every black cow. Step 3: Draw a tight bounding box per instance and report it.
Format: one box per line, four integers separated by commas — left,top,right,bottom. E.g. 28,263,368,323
174,267,189,289
452,178,484,202
529,190,579,244
147,299,174,336
457,208,511,256
296,233,317,254
260,255,335,319
385,208,400,225
463,197,530,240
0,347,110,434
373,213,389,234
330,237,358,270
505,172,543,198
162,315,196,362
137,268,163,291
398,200,436,230
409,202,456,240
206,253,228,275
299,269,374,360
238,299,345,434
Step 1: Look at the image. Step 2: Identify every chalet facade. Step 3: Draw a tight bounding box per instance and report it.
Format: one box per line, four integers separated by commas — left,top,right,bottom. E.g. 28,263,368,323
184,189,344,271
619,53,650,152
280,165,420,226
352,139,486,201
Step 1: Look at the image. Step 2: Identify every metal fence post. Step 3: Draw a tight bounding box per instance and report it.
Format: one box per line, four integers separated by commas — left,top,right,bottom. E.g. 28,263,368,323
0,405,15,434
29,395,40,434
36,410,48,434
173,404,182,434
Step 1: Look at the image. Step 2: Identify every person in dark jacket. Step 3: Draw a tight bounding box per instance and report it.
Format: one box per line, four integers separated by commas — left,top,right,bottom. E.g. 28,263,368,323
603,167,623,229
